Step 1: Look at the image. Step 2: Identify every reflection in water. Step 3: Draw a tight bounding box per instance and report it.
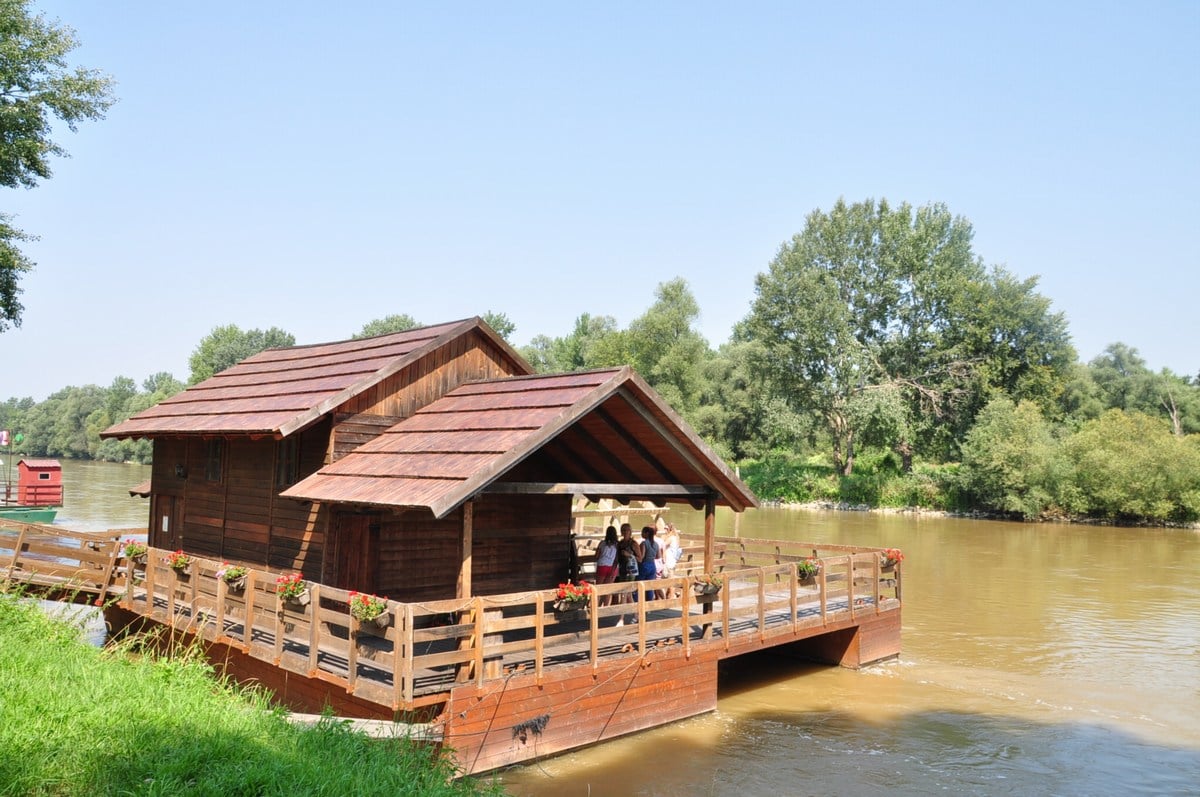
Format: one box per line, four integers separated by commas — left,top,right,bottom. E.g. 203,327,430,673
500,508,1200,796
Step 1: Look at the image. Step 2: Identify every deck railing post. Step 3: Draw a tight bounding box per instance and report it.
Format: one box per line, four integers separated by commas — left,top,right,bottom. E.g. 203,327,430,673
847,555,856,620
473,596,485,686
790,563,798,634
680,576,691,657
535,597,545,684
757,569,766,642
401,603,415,705
589,590,598,665
721,574,731,651
307,584,322,676
240,571,256,652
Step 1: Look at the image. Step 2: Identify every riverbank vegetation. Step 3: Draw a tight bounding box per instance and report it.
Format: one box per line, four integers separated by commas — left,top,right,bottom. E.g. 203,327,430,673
1,199,1196,524
0,594,500,796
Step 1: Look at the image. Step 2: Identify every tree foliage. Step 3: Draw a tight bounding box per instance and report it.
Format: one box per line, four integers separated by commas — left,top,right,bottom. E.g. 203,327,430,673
353,314,420,339
188,325,295,384
0,1,115,330
1064,410,1200,523
480,310,515,341
623,278,710,418
744,198,1074,474
958,397,1068,518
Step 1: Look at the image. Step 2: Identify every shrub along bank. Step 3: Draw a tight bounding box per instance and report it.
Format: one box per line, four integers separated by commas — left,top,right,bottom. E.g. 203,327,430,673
741,407,1200,526
0,594,503,797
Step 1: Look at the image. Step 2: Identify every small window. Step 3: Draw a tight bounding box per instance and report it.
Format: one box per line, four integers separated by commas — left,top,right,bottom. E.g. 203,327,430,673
38,472,50,480
275,437,300,487
204,439,224,482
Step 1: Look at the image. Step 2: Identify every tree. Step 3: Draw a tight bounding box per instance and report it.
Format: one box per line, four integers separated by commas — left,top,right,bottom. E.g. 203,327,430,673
353,314,420,339
518,313,622,373
1086,343,1200,435
188,325,295,384
1064,410,1200,522
744,198,1073,474
0,2,115,330
624,278,710,417
481,311,515,341
958,397,1068,519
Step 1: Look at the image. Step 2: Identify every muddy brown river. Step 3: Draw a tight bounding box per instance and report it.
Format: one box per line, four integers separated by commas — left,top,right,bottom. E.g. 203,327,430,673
47,461,1200,795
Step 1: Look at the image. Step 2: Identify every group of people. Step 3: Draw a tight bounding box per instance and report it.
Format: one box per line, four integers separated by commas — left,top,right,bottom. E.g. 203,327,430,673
593,521,683,605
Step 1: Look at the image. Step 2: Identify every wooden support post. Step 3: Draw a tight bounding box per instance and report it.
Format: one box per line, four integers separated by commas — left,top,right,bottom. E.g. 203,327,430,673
703,496,715,574
457,501,473,600
456,502,476,684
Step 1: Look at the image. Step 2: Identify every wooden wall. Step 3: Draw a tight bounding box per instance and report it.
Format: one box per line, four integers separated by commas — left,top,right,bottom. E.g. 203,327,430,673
149,418,332,580
444,647,719,774
368,493,574,602
338,330,527,419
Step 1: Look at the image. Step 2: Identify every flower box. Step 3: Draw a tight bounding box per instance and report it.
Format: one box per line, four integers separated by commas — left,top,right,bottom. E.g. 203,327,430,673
283,590,310,608
552,602,588,622
693,582,721,596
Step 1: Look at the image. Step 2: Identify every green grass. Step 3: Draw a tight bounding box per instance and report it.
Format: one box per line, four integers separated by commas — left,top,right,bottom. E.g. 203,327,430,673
0,593,504,797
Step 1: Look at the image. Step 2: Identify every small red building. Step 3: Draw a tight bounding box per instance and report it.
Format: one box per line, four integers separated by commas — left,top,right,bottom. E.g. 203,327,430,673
16,459,63,506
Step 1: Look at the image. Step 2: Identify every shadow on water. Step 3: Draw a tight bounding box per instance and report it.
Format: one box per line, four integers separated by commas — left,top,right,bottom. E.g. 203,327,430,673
499,649,1199,797
498,704,1200,797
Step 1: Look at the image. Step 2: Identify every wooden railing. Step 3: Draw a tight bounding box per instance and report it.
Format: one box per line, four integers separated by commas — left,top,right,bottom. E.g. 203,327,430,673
0,521,135,600
0,523,902,713
114,541,900,711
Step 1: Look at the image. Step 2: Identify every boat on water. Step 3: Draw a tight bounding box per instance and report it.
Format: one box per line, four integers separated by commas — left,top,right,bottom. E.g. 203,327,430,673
1,458,62,524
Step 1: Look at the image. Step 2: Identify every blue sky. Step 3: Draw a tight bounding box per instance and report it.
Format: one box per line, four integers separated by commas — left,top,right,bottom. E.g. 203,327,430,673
2,1,1197,400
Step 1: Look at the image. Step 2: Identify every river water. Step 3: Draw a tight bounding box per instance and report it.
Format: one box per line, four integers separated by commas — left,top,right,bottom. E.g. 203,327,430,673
43,462,1200,795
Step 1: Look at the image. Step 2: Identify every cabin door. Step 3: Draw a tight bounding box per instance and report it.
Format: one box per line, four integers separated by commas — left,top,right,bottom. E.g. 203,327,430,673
154,495,180,550
334,513,379,592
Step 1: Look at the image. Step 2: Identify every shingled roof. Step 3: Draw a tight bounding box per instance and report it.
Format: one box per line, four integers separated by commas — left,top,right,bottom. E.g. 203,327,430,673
281,366,757,518
102,318,529,439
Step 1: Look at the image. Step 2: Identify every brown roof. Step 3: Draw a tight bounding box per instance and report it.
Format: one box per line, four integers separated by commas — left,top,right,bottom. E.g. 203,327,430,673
102,318,531,439
129,480,152,498
282,366,757,518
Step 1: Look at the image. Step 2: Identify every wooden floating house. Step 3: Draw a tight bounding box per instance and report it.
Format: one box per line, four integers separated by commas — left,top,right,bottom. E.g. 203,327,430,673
99,317,901,774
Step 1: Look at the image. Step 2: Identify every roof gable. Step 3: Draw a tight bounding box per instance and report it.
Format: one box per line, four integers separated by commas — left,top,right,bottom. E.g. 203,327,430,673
102,318,533,439
282,367,757,517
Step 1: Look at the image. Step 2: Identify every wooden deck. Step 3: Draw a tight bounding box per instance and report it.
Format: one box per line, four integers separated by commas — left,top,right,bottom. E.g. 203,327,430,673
1,520,903,774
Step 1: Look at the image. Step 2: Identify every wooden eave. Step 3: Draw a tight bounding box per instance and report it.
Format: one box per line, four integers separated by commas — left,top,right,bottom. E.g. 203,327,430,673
281,366,758,518
101,317,534,440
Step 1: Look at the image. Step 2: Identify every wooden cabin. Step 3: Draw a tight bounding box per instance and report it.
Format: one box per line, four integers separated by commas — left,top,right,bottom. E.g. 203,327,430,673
102,318,757,604
16,459,63,506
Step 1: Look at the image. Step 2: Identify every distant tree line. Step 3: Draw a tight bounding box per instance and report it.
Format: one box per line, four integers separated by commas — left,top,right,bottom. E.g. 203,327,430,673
2,200,1197,524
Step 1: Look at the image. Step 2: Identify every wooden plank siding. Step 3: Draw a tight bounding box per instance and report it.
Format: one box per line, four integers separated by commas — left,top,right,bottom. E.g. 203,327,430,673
369,494,573,602
444,648,719,774
338,330,528,420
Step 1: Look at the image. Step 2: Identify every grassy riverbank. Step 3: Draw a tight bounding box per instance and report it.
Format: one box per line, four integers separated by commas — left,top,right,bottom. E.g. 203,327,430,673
0,594,503,797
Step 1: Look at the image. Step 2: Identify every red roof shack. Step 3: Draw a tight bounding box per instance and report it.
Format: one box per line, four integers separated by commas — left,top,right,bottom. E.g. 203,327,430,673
102,318,756,603
16,459,63,506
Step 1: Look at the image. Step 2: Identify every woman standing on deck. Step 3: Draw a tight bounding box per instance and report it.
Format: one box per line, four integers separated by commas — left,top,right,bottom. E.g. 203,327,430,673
594,526,620,606
638,525,660,600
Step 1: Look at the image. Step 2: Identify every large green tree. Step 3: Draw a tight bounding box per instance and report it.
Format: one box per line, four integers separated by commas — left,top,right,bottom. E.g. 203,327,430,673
188,325,295,383
0,1,114,330
744,198,1074,474
624,278,710,418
